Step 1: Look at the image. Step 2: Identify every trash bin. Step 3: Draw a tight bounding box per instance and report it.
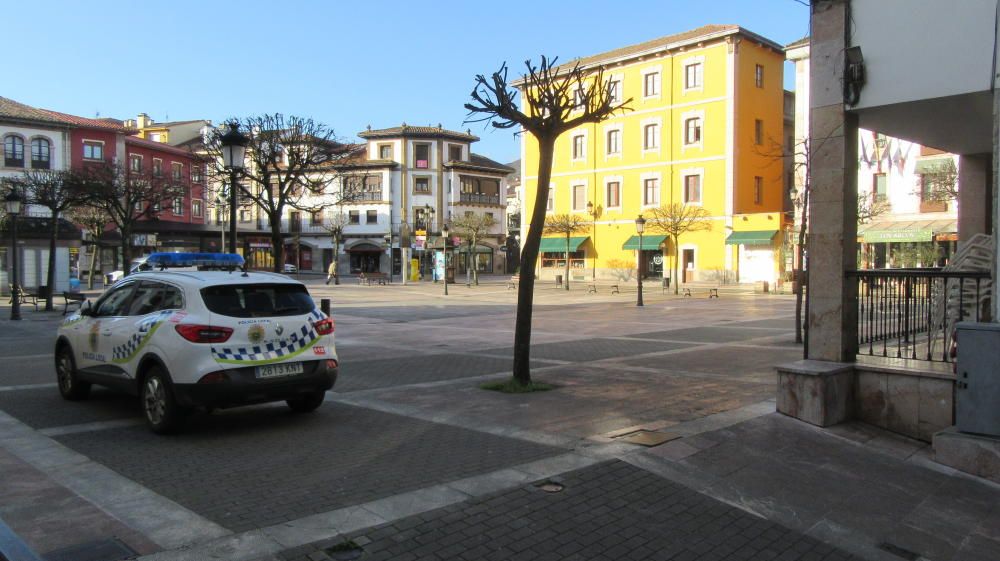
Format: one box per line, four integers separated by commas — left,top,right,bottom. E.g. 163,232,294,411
662,277,670,289
555,274,563,287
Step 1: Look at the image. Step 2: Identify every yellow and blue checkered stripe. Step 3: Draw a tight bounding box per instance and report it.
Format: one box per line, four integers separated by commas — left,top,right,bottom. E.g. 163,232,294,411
211,312,323,366
112,310,173,364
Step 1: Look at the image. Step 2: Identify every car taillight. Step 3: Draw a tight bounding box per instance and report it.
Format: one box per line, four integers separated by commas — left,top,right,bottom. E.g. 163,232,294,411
325,359,338,370
313,318,334,335
198,371,231,384
175,324,233,343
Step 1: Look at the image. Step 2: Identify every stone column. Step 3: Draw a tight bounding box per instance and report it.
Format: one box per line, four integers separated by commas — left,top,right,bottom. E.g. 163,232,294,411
807,0,858,363
958,154,992,241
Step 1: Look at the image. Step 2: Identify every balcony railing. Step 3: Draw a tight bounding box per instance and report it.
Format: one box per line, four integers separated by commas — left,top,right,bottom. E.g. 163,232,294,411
459,193,501,205
849,269,992,363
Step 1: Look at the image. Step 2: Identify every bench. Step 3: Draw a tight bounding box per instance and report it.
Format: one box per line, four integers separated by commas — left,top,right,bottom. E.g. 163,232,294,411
8,285,42,311
507,275,519,290
683,287,719,298
63,292,87,315
359,272,388,286
587,284,620,294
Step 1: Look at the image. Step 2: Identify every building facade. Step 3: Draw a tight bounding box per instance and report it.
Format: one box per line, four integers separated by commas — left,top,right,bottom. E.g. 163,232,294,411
518,25,788,286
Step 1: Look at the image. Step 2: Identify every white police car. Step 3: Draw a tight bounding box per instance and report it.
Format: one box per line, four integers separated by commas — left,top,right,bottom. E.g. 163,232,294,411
55,253,338,433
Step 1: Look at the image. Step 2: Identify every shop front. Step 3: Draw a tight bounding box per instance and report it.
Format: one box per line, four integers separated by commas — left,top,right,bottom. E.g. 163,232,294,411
622,235,666,280
858,219,956,268
245,238,274,270
345,240,386,273
456,244,497,275
725,230,779,284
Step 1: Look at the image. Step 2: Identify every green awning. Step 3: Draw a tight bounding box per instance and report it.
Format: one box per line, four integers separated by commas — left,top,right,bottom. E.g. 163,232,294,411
858,219,954,243
725,230,778,245
538,236,589,252
622,235,667,250
915,158,951,174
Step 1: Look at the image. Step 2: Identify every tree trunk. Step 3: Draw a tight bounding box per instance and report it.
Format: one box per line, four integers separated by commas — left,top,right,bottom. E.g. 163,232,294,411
87,243,98,290
472,235,479,285
270,214,284,273
794,190,809,345
512,137,555,386
673,234,681,295
120,229,132,280
45,212,58,310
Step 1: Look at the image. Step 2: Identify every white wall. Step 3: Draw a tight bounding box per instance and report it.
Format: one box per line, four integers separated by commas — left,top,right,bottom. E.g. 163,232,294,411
0,124,69,179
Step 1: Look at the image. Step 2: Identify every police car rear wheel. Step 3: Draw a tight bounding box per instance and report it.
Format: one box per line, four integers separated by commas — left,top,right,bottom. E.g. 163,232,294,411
56,345,91,400
142,367,184,433
286,390,325,413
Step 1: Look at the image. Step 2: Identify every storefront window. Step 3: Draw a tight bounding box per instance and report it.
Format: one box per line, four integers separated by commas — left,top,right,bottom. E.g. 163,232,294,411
541,250,585,269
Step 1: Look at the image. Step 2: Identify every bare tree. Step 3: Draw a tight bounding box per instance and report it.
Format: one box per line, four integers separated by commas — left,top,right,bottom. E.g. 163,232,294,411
204,114,359,272
465,56,631,386
543,214,588,291
914,158,958,202
451,212,498,286
66,205,110,289
319,207,348,285
644,203,713,294
75,162,186,278
7,170,87,309
857,192,890,225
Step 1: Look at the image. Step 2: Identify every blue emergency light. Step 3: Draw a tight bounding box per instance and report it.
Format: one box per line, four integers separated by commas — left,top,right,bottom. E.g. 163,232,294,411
146,252,245,270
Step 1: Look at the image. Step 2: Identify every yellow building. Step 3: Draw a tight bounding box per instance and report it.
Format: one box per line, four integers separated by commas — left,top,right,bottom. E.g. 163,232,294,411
519,25,789,286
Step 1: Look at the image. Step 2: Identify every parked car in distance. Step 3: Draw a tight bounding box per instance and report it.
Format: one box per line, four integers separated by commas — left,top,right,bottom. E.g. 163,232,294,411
283,263,298,274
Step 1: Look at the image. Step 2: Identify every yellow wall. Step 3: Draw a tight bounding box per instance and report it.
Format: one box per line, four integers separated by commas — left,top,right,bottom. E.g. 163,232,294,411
521,32,786,284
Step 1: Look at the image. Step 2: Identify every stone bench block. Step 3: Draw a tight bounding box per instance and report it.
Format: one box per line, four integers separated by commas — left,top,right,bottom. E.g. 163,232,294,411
776,360,854,427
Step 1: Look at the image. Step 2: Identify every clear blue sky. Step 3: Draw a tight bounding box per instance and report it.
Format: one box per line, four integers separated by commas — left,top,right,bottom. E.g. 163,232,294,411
7,0,808,163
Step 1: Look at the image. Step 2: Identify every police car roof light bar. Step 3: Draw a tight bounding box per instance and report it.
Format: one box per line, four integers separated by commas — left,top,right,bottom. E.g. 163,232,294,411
147,252,246,271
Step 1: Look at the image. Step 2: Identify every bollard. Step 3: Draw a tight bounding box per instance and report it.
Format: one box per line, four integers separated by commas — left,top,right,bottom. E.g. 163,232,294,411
320,298,331,317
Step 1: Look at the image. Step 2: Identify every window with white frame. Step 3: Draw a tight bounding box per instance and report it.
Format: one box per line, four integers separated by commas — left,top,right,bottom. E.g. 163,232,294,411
573,89,586,109
172,197,183,215
643,71,659,97
30,138,50,169
83,141,103,161
606,180,621,208
643,123,659,150
684,117,702,145
606,129,621,155
152,158,162,177
546,186,554,212
683,174,702,203
192,199,203,218
572,184,586,211
643,178,659,206
572,134,585,160
755,64,764,88
684,62,702,90
171,162,183,181
608,79,621,103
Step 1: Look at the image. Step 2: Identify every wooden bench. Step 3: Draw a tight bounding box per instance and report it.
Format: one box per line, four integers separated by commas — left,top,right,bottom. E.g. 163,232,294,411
587,284,620,294
8,285,41,311
683,287,719,298
63,292,87,315
507,275,519,290
359,272,388,285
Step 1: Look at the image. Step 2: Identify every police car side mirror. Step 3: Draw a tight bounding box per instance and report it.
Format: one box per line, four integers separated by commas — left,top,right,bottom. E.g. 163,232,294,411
79,300,94,317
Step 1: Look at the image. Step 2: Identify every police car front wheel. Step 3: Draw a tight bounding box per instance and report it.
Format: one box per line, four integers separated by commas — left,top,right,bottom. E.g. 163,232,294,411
56,345,91,401
142,367,187,434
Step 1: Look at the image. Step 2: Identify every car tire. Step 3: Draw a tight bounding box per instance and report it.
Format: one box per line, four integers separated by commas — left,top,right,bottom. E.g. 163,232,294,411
286,390,325,413
141,366,186,434
56,344,91,401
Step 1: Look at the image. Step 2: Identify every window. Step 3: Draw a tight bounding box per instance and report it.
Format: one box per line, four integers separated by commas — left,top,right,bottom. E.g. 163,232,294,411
82,141,103,161
311,211,323,226
152,158,162,177
192,199,203,218
486,212,494,220
541,250,585,269
366,210,378,224
148,133,163,143
379,144,392,159
684,118,702,145
873,173,887,202
572,184,586,211
572,135,585,159
128,282,183,316
754,176,763,204
152,201,161,212
546,188,554,212
129,154,142,173
349,210,360,224
172,197,184,215
684,175,702,203
172,162,183,181
449,145,462,161
201,284,314,318
643,124,659,150
643,72,659,97
192,165,203,183
464,211,474,218
606,181,621,208
606,129,620,155
4,136,24,167
414,143,430,168
755,64,764,88
415,177,430,193
573,89,585,109
643,178,659,206
608,79,621,103
95,283,135,317
239,208,250,222
30,138,50,169
684,63,702,89
754,119,764,145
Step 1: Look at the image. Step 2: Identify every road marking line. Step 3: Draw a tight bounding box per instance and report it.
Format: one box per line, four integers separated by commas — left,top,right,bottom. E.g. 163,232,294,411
39,418,144,437
0,383,57,393
7,354,52,360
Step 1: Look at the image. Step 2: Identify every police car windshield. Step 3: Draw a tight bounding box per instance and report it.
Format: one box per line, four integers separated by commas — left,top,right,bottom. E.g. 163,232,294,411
201,284,314,318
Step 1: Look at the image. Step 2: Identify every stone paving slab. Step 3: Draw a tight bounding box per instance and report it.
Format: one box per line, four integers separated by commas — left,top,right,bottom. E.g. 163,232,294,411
623,346,802,380
480,338,694,363
336,353,514,392
56,403,564,532
0,386,140,429
725,317,796,329
332,305,513,323
277,460,862,561
628,326,790,343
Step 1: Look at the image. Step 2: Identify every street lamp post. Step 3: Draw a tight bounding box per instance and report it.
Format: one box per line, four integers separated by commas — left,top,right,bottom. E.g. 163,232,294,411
635,215,646,307
384,233,392,283
424,204,435,280
218,122,248,255
442,223,449,296
586,201,597,280
6,189,23,321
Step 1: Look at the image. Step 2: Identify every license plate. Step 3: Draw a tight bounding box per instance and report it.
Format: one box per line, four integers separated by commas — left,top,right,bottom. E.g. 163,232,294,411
255,362,304,379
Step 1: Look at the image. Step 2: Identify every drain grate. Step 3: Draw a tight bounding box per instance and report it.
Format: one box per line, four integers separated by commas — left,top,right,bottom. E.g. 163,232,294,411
876,542,921,561
615,429,681,447
44,538,136,561
325,540,364,561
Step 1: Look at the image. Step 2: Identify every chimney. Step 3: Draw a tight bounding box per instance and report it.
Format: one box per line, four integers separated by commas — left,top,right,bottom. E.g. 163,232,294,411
137,113,152,128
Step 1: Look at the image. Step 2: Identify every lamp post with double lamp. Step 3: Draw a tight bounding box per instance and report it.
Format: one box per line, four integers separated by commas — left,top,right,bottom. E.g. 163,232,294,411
635,215,646,307
6,189,23,321
218,122,249,255
586,201,598,280
441,223,449,296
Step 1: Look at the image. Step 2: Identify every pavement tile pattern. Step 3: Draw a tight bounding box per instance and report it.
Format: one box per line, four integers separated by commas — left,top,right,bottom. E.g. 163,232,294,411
481,338,695,363
0,387,139,429
336,353,515,392
278,460,861,561
55,403,564,532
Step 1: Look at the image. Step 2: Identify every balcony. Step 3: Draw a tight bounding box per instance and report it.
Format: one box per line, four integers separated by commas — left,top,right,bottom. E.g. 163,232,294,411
459,193,501,205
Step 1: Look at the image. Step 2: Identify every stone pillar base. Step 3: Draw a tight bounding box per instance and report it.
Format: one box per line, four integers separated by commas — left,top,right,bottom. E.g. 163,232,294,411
776,360,854,427
933,427,1000,483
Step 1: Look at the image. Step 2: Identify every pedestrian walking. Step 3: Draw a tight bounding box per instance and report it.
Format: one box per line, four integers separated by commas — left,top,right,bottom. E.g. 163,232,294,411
326,261,337,285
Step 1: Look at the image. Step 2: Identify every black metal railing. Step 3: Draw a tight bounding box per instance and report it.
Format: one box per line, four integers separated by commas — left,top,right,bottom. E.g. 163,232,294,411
459,193,501,205
850,269,992,363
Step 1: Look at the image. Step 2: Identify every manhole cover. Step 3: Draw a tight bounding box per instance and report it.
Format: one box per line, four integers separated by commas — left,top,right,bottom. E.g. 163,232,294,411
617,430,681,447
535,480,565,493
44,538,136,561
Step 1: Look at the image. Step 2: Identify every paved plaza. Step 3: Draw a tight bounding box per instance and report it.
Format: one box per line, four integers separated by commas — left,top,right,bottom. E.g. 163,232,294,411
0,278,997,561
